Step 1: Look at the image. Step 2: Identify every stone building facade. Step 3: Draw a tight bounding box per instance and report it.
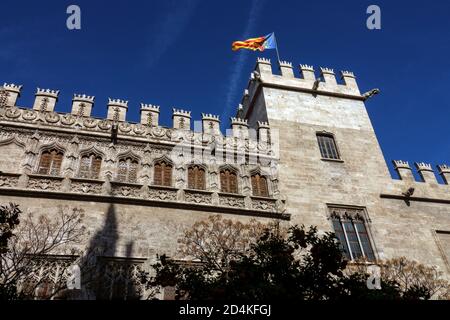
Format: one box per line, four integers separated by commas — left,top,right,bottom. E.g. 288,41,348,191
0,57,449,299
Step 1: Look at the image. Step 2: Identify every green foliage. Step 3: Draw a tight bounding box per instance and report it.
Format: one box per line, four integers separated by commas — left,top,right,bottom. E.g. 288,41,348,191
149,222,436,300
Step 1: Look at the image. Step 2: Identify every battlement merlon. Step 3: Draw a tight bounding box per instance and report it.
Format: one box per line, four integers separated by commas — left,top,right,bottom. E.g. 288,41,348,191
230,117,249,138
415,162,437,184
72,94,95,117
1,83,23,107
107,98,129,122
140,104,160,126
438,164,450,185
252,57,362,98
393,160,415,182
173,108,192,130
202,113,221,135
33,88,60,112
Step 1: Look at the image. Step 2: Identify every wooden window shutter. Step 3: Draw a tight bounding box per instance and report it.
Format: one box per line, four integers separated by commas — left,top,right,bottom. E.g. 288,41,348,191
197,167,205,190
38,151,52,175
50,151,63,176
220,171,228,193
188,167,195,189
259,176,269,197
154,163,163,185
229,171,238,194
117,160,128,182
128,160,138,182
163,163,172,186
251,175,259,196
79,155,91,178
92,156,102,179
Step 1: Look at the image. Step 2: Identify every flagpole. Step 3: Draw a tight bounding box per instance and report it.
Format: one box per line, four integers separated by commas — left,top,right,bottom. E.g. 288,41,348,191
273,32,281,69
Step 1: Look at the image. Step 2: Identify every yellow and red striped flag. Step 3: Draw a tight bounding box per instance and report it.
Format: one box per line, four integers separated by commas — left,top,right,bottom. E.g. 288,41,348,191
232,33,276,52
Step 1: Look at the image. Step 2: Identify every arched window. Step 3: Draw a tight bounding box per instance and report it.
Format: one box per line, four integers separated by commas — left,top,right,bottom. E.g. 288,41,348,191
188,165,206,190
78,153,102,179
154,161,172,186
116,157,139,183
251,173,269,197
220,168,238,194
37,149,64,176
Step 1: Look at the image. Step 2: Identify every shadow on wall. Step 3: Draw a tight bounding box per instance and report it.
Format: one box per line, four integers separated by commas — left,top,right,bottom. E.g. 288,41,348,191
78,203,141,300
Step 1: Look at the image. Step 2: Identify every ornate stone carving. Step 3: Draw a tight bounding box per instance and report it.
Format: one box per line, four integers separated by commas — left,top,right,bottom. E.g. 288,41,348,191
83,118,97,128
251,198,277,212
28,177,62,191
0,174,19,188
118,123,132,133
184,190,213,204
5,107,21,119
71,181,103,194
61,114,76,126
111,184,142,197
133,125,146,135
98,120,112,131
328,206,366,221
22,110,38,121
147,187,177,201
219,194,245,208
45,112,60,124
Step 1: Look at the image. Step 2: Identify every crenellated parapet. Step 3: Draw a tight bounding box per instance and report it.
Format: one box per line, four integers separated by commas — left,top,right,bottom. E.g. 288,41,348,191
1,83,22,107
202,113,220,135
107,98,128,122
392,160,450,185
237,58,364,122
0,82,275,160
33,88,60,112
438,164,450,184
140,104,160,126
72,94,95,117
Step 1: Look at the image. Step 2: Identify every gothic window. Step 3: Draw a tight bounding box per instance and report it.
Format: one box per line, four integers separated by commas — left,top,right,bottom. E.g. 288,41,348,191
188,165,206,190
251,173,269,197
330,207,375,262
78,153,102,179
116,157,139,183
317,133,340,160
154,161,172,186
220,168,238,194
37,149,64,176
94,257,144,300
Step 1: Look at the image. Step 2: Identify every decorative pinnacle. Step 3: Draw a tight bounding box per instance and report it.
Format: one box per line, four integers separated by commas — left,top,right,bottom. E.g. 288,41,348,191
141,103,160,112
279,60,292,67
173,108,191,117
320,67,335,75
108,98,128,108
243,89,249,97
393,160,411,169
3,83,22,92
300,64,314,71
415,162,433,171
36,88,60,97
257,57,271,64
257,121,270,129
230,117,248,126
438,164,450,174
341,70,356,78
73,94,95,103
202,113,220,121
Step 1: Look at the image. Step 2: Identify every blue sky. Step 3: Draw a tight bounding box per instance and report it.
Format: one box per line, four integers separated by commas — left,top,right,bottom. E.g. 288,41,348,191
1,0,449,180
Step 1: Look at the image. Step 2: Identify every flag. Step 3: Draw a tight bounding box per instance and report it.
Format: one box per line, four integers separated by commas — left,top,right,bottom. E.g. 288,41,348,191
232,32,277,52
